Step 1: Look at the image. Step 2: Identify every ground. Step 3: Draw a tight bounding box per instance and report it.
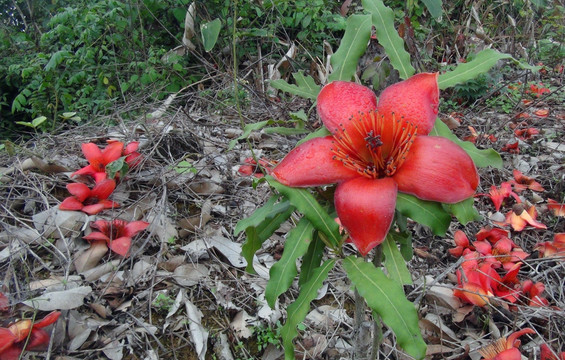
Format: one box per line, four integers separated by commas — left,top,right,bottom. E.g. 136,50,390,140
0,68,564,360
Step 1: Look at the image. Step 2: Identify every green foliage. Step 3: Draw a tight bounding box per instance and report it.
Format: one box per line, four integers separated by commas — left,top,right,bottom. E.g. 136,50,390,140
395,193,451,236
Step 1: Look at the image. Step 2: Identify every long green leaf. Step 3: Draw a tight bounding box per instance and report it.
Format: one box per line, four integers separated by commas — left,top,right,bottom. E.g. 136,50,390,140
444,197,482,225
430,119,503,169
298,233,326,285
228,120,270,150
382,235,412,285
265,218,314,308
235,195,281,235
344,256,426,359
396,193,451,236
363,0,415,79
328,14,372,82
420,0,442,19
270,72,320,100
281,259,335,359
267,176,341,248
438,49,512,89
390,230,413,261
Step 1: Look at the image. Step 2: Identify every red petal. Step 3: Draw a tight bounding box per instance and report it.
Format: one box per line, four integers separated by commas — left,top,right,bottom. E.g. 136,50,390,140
25,329,50,351
66,183,91,202
33,311,60,329
99,199,120,210
81,203,106,215
102,141,124,164
0,328,17,353
83,231,111,243
271,136,359,187
492,348,522,360
393,136,479,203
71,164,97,178
377,73,439,135
109,236,132,256
124,141,139,155
123,221,149,237
317,81,377,135
81,143,104,172
334,177,397,255
59,197,84,211
90,179,116,200
92,172,108,183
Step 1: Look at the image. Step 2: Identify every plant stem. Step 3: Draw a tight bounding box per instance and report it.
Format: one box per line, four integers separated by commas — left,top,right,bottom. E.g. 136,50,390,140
370,245,384,360
353,287,367,359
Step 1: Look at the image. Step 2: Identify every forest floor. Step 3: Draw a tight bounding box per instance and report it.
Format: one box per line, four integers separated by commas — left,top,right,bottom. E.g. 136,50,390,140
0,67,564,360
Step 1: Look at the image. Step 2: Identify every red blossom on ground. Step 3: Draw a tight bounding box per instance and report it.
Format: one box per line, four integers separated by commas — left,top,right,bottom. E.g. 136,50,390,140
0,311,60,360
481,182,520,211
521,280,549,307
479,328,535,360
271,74,479,255
71,141,124,182
449,230,474,257
83,219,149,257
540,344,565,360
123,141,142,168
510,169,545,192
528,83,551,97
454,262,496,307
501,204,546,231
238,157,275,178
501,142,519,154
534,109,550,117
514,128,540,141
536,233,565,259
59,179,119,215
547,199,565,217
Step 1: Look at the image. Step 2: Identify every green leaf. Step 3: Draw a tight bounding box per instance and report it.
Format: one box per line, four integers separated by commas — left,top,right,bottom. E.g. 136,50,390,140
363,0,415,79
228,120,269,150
15,121,33,128
106,156,129,179
420,0,442,19
396,193,451,236
267,176,341,248
263,127,309,136
328,14,372,82
382,235,412,285
445,197,482,225
297,127,331,146
281,259,335,359
265,218,314,308
344,256,426,359
45,50,70,71
238,196,295,273
390,230,413,261
430,119,503,169
31,116,47,128
438,49,512,89
299,234,326,285
270,72,320,100
201,18,222,52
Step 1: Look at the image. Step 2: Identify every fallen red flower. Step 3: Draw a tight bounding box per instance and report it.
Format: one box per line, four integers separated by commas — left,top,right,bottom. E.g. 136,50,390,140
0,311,60,360
123,141,142,168
449,230,474,257
514,128,540,141
71,142,124,182
522,280,549,306
536,233,565,259
479,328,535,360
501,142,519,154
503,204,547,231
238,157,275,178
59,179,120,215
482,182,520,211
510,169,544,192
271,74,479,255
83,219,149,257
540,344,565,360
547,199,565,217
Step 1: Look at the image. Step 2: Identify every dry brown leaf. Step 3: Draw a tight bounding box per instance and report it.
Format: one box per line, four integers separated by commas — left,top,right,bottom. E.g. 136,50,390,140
74,241,109,273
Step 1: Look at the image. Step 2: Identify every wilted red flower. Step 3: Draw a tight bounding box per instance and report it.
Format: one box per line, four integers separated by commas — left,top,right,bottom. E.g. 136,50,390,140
454,262,496,307
479,328,535,360
0,311,60,360
59,179,119,215
449,230,474,257
71,142,124,183
536,233,565,259
528,83,551,97
123,141,142,168
514,128,540,141
83,219,149,257
547,199,565,217
521,280,549,307
476,227,510,243
540,344,565,360
482,182,520,211
271,74,479,255
501,142,519,154
238,157,275,178
503,204,546,231
510,169,544,192
534,109,550,117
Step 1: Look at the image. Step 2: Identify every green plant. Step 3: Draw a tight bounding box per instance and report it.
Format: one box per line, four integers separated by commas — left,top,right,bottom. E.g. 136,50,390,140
253,324,281,351
152,292,175,313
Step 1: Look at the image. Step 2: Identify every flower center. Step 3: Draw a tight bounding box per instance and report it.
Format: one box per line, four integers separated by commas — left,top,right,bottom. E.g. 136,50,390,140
331,110,417,179
478,337,508,359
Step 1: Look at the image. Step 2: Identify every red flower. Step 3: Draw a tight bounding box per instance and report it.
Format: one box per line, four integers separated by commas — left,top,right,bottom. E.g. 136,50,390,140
454,262,496,307
482,182,520,211
122,141,142,168
83,219,149,256
503,204,546,231
271,74,479,255
501,142,519,154
238,157,275,178
510,169,544,192
479,328,535,360
521,280,548,307
536,233,565,258
540,344,565,360
71,142,124,182
59,179,120,215
449,230,474,257
0,311,60,360
547,199,565,217
514,128,539,141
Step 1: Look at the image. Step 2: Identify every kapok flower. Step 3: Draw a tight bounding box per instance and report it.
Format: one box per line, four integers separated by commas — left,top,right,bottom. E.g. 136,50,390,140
271,74,479,255
59,179,119,215
482,182,520,211
71,142,124,183
454,262,496,307
501,142,519,154
0,311,60,360
510,169,545,192
547,199,565,217
521,280,549,307
536,233,565,258
504,204,547,231
83,219,149,257
479,328,535,360
514,128,540,141
238,157,275,178
449,230,474,257
540,344,565,360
